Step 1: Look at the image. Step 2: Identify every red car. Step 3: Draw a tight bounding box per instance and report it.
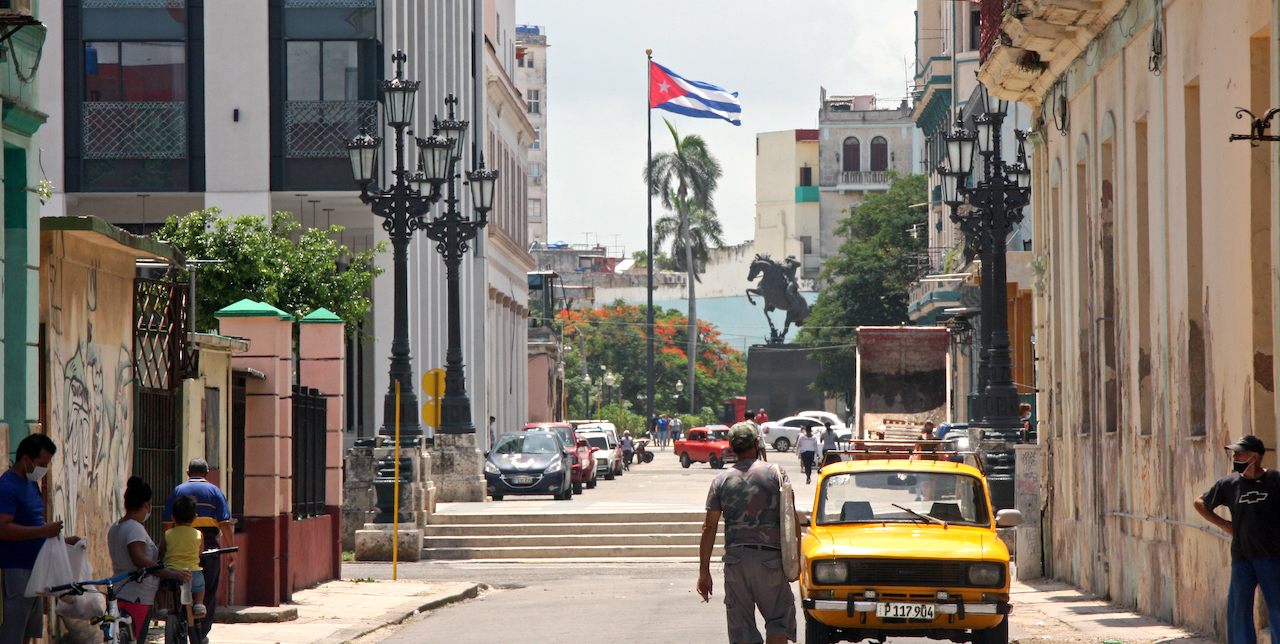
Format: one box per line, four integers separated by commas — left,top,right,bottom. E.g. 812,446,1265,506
522,423,598,494
674,425,737,469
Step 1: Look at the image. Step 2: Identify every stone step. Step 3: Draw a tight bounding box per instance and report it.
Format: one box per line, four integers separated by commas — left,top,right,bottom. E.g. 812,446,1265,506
422,532,721,548
423,521,704,536
427,511,705,525
420,544,724,560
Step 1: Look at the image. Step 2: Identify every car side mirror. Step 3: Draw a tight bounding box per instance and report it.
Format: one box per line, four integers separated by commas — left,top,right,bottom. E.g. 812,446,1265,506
484,451,489,458
995,509,1024,528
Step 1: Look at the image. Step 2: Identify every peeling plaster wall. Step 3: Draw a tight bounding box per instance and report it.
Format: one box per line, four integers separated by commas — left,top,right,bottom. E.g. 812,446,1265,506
1025,0,1276,639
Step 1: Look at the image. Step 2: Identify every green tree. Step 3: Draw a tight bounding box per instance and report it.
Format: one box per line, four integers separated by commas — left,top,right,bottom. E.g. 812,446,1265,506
558,301,744,420
654,195,725,279
798,172,928,398
155,208,385,335
644,119,723,411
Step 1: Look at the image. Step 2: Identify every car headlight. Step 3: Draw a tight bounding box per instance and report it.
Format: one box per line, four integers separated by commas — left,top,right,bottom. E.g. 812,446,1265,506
812,560,848,585
546,459,562,474
484,460,500,475
967,563,1004,587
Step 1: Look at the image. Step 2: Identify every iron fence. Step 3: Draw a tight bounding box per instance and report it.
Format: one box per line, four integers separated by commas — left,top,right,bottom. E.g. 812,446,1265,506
284,0,374,6
285,100,378,159
839,170,891,185
83,102,186,160
292,385,328,519
83,0,184,7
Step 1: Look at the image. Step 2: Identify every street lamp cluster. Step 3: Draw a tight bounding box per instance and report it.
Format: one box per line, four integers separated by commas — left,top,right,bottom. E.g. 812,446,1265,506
938,94,1032,507
347,50,499,441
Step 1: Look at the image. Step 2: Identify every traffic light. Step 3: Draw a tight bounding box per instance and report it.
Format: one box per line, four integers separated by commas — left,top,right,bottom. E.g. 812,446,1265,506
421,368,445,428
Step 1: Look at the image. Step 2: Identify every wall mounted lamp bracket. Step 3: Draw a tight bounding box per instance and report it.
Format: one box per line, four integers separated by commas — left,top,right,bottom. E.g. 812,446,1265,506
1229,107,1280,147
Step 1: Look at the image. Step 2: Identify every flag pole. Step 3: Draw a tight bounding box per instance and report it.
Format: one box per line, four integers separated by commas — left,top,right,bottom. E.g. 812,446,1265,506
645,48,656,440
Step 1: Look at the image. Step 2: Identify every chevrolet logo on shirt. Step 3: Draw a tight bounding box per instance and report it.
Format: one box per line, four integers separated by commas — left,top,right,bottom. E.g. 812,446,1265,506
1240,491,1269,504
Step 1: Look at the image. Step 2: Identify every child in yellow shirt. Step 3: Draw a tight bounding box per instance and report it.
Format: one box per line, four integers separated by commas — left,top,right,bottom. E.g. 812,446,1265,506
162,495,206,616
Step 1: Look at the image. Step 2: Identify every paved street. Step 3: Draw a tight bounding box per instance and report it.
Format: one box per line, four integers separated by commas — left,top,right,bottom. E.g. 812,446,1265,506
340,445,1208,644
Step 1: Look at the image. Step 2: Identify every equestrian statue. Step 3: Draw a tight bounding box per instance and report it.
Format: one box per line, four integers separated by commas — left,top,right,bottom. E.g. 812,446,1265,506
746,254,811,345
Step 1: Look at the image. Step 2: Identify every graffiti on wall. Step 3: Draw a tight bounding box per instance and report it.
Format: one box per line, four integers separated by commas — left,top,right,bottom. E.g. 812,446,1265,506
43,233,137,574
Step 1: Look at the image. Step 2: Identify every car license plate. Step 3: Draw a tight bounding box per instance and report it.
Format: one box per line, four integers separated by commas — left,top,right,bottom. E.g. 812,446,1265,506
512,475,533,485
875,603,935,620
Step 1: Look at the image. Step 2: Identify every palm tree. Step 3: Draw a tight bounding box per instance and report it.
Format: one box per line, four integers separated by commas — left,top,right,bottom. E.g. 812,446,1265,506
654,195,725,280
644,119,722,413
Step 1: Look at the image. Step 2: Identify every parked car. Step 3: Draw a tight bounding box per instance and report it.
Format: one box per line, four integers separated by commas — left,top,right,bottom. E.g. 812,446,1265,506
673,425,736,469
577,430,620,480
484,431,575,501
800,452,1021,644
937,423,972,464
522,422,598,493
574,421,625,477
760,415,825,452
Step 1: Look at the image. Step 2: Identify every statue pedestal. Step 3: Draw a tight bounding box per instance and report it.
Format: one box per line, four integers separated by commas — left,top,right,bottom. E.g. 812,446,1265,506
432,433,486,502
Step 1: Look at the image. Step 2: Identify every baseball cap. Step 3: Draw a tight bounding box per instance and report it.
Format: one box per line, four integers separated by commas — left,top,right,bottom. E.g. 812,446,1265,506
728,422,759,450
1225,435,1267,454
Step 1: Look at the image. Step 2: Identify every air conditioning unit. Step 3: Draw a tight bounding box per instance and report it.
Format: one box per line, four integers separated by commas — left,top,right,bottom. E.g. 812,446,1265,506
0,0,33,18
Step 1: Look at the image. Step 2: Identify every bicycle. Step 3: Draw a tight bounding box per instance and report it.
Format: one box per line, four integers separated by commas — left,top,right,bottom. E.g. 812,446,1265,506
49,563,166,644
159,546,239,644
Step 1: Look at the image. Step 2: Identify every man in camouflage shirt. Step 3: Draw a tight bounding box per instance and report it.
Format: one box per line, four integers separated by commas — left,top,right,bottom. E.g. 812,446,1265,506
697,422,797,644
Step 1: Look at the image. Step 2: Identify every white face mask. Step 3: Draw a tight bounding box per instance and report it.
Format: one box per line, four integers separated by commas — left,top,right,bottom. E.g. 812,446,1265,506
27,465,48,482
143,511,152,522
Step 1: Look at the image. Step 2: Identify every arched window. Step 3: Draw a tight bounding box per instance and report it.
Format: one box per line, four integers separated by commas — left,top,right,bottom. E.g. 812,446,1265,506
870,136,889,171
842,137,860,172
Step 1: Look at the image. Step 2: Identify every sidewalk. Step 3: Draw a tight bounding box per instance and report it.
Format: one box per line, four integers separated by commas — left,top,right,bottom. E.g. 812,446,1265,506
1009,577,1216,644
206,580,481,644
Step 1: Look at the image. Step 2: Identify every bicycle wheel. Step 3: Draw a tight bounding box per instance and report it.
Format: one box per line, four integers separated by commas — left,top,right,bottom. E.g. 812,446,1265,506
165,612,190,644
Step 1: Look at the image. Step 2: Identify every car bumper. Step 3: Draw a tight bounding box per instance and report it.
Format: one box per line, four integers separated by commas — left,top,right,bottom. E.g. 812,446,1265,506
801,598,1009,630
486,471,566,495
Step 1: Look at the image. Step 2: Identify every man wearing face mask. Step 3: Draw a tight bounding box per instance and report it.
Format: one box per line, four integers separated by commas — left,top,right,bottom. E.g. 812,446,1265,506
1194,435,1280,644
0,434,76,644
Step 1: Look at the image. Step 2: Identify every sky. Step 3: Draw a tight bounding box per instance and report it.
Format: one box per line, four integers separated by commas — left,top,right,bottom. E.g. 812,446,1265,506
517,0,917,257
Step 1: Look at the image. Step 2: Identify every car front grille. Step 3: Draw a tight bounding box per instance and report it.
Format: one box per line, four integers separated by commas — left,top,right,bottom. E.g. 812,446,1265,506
848,558,968,587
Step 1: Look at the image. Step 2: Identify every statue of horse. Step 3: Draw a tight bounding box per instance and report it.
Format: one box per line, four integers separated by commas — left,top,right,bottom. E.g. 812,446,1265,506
746,254,811,344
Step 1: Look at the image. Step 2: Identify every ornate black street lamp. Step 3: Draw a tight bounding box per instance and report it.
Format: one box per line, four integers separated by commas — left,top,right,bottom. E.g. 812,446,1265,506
347,51,498,442
941,94,1031,507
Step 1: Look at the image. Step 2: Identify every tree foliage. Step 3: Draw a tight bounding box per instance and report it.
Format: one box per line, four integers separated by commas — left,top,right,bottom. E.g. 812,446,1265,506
798,173,928,397
558,301,744,419
155,208,385,335
654,196,725,278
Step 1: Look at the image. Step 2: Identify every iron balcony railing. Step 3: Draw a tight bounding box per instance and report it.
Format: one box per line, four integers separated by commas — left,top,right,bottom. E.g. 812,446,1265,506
83,0,184,7
83,102,187,160
284,0,374,6
839,170,891,185
285,100,378,159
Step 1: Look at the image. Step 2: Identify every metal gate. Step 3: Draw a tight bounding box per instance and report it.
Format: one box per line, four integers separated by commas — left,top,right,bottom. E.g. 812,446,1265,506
133,277,189,536
230,374,247,530
292,385,327,518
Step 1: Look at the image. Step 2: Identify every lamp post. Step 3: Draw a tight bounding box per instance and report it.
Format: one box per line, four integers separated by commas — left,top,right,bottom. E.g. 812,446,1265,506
347,51,497,502
940,93,1030,509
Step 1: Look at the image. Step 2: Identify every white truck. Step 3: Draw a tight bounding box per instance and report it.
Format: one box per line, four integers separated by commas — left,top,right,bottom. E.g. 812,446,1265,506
852,326,953,439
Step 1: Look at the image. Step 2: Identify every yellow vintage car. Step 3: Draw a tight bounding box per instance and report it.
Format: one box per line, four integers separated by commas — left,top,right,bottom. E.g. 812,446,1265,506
800,456,1022,644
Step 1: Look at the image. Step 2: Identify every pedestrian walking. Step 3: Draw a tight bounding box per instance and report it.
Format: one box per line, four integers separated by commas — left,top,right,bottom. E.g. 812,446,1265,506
819,422,841,468
621,431,634,469
657,414,670,449
0,434,81,644
697,422,797,644
795,427,819,484
756,408,769,424
1194,435,1280,644
670,416,683,442
163,458,236,644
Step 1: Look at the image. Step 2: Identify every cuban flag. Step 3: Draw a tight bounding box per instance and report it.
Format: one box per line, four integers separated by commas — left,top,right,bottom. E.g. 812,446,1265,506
649,61,741,126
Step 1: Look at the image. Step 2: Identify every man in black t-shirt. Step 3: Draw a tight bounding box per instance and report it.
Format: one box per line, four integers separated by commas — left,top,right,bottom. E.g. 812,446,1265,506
1194,435,1280,644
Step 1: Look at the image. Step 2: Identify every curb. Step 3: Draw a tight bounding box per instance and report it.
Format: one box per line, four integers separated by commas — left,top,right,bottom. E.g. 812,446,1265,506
315,582,483,644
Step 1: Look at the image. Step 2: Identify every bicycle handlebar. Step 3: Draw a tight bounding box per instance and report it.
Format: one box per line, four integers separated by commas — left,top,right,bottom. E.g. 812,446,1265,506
201,546,238,556
48,564,165,594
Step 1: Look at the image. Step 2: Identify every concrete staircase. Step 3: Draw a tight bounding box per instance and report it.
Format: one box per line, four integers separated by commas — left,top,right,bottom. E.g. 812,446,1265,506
421,509,725,559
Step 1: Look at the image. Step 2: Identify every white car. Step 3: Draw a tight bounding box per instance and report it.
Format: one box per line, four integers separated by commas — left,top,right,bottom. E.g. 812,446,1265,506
577,430,620,480
761,416,854,452
797,410,849,432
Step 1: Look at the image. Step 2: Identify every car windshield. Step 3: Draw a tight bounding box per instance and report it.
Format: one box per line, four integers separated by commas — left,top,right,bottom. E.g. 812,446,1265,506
494,433,560,455
584,436,609,450
708,429,729,440
817,470,991,526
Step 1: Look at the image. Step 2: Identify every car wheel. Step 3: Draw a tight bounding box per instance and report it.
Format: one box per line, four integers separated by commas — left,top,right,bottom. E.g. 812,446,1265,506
709,454,723,469
642,451,654,463
572,480,583,495
605,466,616,480
680,452,692,468
491,494,503,501
971,616,1009,644
773,437,791,452
804,612,835,644
614,461,623,476
587,474,597,489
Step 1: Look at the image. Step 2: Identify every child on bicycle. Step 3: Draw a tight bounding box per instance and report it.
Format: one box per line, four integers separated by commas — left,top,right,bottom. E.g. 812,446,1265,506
161,495,206,617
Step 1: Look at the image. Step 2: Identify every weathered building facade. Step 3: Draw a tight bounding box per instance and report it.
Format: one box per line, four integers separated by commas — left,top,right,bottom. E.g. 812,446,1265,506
981,0,1280,638
515,25,548,247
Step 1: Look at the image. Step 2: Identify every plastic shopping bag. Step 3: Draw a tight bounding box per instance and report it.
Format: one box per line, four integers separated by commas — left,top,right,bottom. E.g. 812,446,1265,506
25,538,91,597
55,591,107,621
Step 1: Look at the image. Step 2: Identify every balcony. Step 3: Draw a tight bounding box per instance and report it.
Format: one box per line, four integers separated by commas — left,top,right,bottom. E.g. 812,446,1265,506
285,100,377,158
83,102,186,159
838,171,892,187
795,186,818,202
